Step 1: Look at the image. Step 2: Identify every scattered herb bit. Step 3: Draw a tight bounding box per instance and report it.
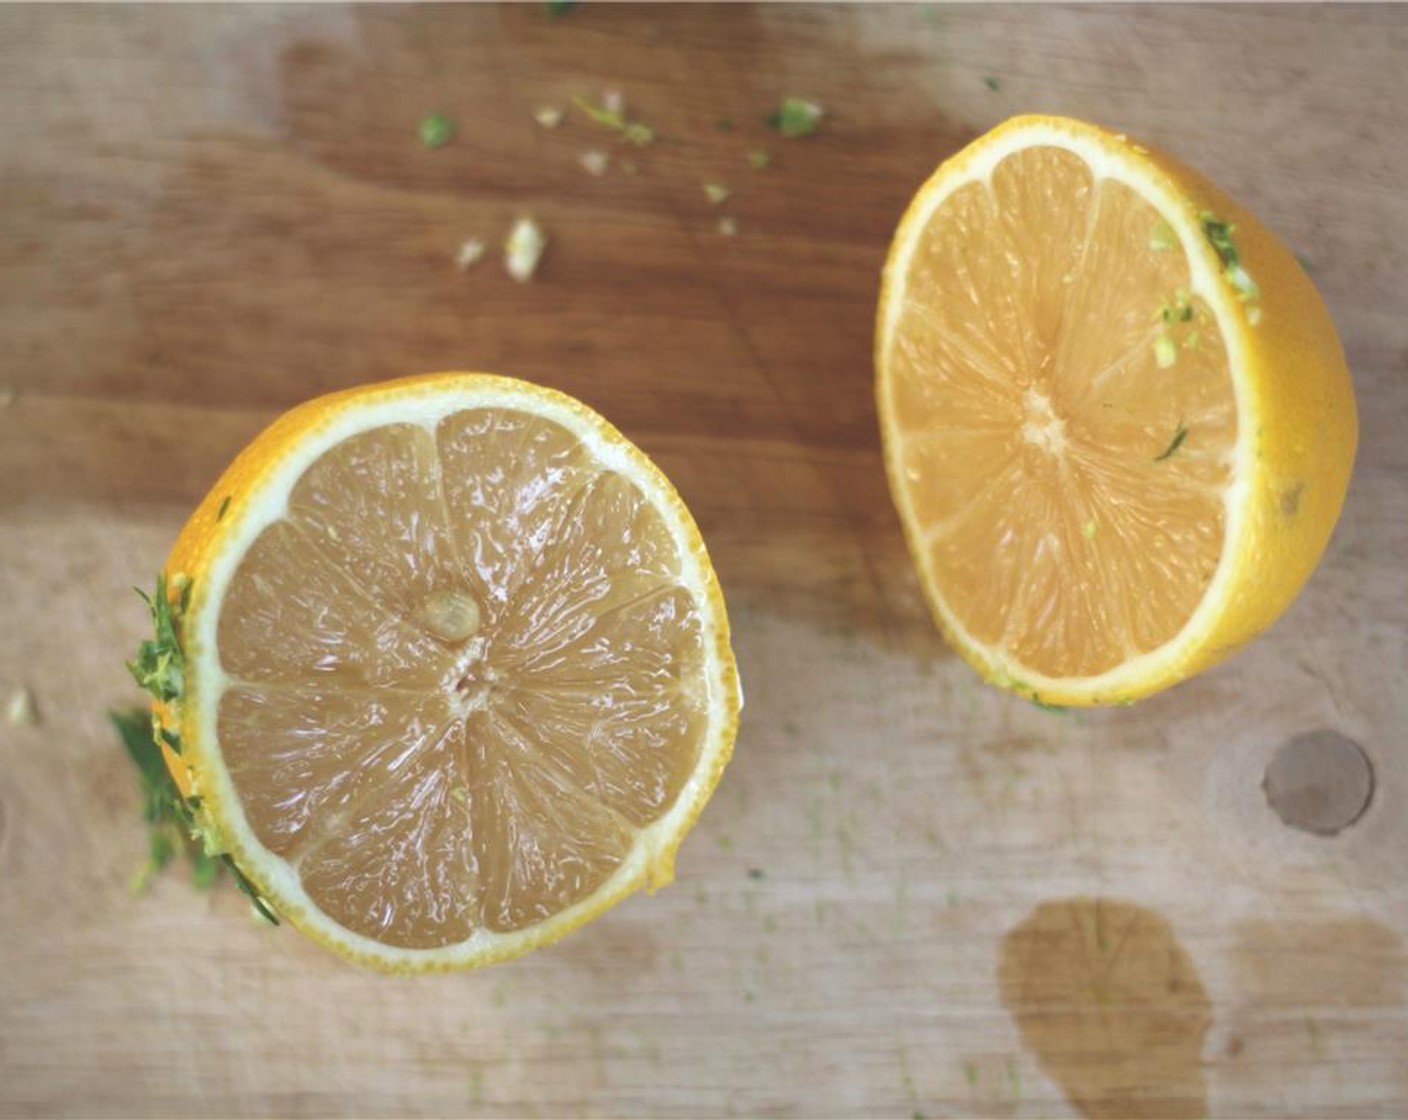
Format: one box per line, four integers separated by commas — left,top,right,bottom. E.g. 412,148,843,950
571,93,655,146
913,1112,926,1120
1031,696,1068,715
1295,252,1314,272
964,1062,979,1088
455,237,486,271
220,854,279,924
579,149,610,177
766,96,824,139
1081,518,1097,540
504,216,548,283
746,868,764,881
1149,221,1176,251
450,785,470,804
128,573,191,705
0,385,15,409
1153,333,1177,369
419,111,456,150
702,181,731,206
983,76,1002,92
1159,287,1194,325
1183,329,1202,351
715,117,735,132
215,495,231,522
546,0,578,16
717,216,739,237
534,106,565,129
747,148,772,170
1200,211,1261,304
5,685,37,727
743,989,756,1003
1154,421,1189,462
112,709,219,894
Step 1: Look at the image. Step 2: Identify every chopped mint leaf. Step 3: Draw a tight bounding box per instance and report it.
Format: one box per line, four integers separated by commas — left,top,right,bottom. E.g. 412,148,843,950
419,112,456,150
702,182,731,206
747,149,772,170
746,868,764,880
1154,422,1189,462
1149,221,1176,251
547,0,578,15
983,76,1002,92
766,97,824,138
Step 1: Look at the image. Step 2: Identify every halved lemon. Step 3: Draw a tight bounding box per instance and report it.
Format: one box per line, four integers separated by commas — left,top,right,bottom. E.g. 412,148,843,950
877,115,1356,706
154,373,740,971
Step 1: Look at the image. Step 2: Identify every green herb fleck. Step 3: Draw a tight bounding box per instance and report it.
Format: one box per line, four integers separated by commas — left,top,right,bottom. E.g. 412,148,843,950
983,76,1002,92
1159,287,1194,325
1154,421,1189,462
112,709,212,892
1295,252,1314,272
215,495,231,522
746,867,764,881
766,96,824,138
546,0,578,16
221,854,279,925
1183,329,1202,350
703,182,731,206
747,149,772,170
1201,211,1260,302
127,573,191,705
419,112,456,150
534,105,565,130
571,94,655,146
1153,333,1177,369
1149,221,1176,251
964,1062,979,1087
1031,696,1068,715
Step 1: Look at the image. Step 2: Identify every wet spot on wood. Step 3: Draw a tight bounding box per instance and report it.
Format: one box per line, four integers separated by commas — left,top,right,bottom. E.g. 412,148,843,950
998,897,1211,1119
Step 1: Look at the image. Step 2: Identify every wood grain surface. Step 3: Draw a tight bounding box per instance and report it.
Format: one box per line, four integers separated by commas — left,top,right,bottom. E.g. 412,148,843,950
3,5,1408,1117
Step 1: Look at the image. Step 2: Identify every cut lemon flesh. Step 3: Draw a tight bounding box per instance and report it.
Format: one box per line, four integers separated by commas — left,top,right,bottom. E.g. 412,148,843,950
878,116,1356,705
166,375,740,970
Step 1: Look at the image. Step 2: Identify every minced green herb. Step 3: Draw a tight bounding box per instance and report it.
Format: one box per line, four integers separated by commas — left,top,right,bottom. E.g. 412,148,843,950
127,574,191,708
546,0,578,17
983,76,1002,92
748,149,772,170
703,182,731,206
419,112,456,149
766,97,824,138
746,868,764,881
1154,422,1189,462
1200,211,1260,303
1159,288,1194,325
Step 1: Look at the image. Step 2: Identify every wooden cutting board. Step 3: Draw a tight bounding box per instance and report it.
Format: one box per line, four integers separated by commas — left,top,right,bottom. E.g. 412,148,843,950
2,5,1406,1116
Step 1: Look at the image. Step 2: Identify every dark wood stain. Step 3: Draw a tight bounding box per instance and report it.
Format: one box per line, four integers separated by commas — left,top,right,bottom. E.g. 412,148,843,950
998,897,1212,1119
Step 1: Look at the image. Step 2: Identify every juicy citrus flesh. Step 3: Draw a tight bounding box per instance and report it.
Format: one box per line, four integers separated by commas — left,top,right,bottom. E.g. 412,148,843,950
885,144,1238,682
172,376,739,967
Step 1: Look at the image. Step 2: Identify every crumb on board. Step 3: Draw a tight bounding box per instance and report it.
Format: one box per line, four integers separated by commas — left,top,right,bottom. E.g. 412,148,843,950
504,216,548,282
